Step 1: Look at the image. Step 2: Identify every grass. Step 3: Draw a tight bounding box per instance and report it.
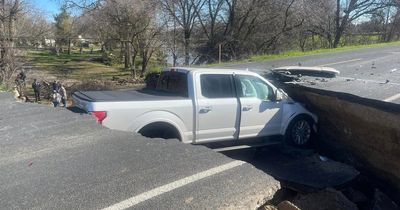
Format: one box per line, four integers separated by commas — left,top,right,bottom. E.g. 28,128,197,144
202,40,400,67
0,84,6,92
26,50,133,81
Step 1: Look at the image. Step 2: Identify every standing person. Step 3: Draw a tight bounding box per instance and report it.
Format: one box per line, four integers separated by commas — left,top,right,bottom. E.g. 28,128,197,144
52,80,60,93
60,83,67,107
18,71,26,87
15,75,22,97
15,71,26,98
31,79,41,102
51,90,62,107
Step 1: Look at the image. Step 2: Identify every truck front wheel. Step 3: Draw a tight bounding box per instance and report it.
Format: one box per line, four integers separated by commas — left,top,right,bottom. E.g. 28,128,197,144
284,115,315,147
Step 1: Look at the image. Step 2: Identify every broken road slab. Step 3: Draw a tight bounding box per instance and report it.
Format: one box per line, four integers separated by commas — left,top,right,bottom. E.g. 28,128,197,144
271,66,340,78
244,146,360,192
0,93,279,210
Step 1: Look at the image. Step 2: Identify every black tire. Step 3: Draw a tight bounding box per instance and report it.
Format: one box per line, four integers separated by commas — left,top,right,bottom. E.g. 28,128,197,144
162,128,178,140
139,122,181,141
284,115,315,147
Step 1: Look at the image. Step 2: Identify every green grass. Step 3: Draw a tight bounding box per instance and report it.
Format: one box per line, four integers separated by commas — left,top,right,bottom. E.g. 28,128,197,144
27,50,133,81
0,84,6,92
202,40,400,67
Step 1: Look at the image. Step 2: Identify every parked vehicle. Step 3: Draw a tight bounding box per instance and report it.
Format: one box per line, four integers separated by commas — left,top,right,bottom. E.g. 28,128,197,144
72,68,317,146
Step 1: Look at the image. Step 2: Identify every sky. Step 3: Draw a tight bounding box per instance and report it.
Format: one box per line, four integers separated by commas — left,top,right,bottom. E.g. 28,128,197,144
31,0,61,20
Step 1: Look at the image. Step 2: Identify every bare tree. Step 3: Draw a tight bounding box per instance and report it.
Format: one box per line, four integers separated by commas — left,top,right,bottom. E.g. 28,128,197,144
159,0,205,65
61,0,399,65
301,0,336,48
333,0,392,48
137,24,163,76
0,0,23,88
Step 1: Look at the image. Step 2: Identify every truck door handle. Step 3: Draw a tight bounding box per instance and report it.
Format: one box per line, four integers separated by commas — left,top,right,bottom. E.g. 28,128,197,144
199,107,212,114
242,106,253,111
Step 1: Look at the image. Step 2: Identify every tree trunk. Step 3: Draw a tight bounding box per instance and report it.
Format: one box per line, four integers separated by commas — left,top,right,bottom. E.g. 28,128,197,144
141,55,148,77
131,53,137,78
184,30,190,65
333,26,345,48
311,34,315,50
124,42,132,70
0,0,4,62
333,0,341,48
172,17,177,67
8,19,13,49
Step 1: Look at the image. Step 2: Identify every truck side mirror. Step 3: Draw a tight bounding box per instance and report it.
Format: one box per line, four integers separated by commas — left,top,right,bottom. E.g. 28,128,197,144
274,89,283,101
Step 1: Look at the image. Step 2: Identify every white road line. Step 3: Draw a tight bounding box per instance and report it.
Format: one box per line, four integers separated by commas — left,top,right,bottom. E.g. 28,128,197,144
319,58,362,67
102,160,246,210
384,93,400,102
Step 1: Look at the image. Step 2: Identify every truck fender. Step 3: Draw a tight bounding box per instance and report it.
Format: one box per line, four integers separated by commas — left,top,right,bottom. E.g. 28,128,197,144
130,111,189,143
280,104,318,135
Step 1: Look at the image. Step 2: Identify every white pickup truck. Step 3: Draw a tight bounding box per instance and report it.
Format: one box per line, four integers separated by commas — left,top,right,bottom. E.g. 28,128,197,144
72,68,317,146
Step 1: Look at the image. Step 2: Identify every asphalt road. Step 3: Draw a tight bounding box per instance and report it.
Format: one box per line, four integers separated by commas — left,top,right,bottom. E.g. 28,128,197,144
2,45,385,210
226,45,400,104
0,93,280,210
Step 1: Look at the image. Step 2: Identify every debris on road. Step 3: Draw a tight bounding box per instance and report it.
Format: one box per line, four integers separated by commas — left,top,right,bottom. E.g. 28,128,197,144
372,62,377,69
271,66,340,79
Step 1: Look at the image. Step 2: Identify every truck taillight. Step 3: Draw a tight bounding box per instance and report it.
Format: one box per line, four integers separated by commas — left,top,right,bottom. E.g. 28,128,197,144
90,111,107,124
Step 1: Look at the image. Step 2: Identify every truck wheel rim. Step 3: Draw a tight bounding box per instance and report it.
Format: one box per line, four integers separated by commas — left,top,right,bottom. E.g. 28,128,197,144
292,120,311,145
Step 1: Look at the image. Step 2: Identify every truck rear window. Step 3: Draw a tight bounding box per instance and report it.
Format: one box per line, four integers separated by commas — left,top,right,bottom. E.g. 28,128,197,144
156,71,188,97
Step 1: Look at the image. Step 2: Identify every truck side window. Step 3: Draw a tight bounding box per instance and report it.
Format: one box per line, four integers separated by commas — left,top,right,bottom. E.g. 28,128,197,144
236,75,274,100
201,74,235,98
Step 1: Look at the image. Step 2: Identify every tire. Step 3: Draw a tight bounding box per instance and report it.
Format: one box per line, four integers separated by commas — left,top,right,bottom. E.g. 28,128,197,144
139,122,181,141
285,115,315,147
162,128,178,140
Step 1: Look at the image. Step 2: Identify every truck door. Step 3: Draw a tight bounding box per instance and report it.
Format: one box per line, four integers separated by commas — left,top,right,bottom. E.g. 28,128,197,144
195,74,240,142
235,75,282,138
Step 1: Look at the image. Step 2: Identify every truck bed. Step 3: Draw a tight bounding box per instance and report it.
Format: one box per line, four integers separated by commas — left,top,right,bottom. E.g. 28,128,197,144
73,89,188,102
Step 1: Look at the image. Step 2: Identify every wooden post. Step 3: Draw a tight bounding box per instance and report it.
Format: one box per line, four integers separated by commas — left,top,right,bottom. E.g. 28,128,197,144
67,37,71,55
218,43,222,64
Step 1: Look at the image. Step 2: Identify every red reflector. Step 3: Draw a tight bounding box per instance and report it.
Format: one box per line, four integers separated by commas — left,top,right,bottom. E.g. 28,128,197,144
90,111,107,124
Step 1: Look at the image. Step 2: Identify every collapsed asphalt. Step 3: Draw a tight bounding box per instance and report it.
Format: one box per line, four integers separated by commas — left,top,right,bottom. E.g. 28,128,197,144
0,93,279,210
0,92,363,209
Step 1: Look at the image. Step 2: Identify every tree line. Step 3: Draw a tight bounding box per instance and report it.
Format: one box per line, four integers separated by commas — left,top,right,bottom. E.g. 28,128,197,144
1,0,400,86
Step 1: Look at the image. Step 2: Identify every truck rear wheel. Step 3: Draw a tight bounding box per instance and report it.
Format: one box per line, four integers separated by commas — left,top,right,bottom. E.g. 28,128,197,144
138,122,181,140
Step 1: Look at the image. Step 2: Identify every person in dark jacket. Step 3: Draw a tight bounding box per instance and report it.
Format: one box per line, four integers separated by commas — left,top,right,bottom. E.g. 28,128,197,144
52,80,60,93
31,79,41,102
18,71,26,87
